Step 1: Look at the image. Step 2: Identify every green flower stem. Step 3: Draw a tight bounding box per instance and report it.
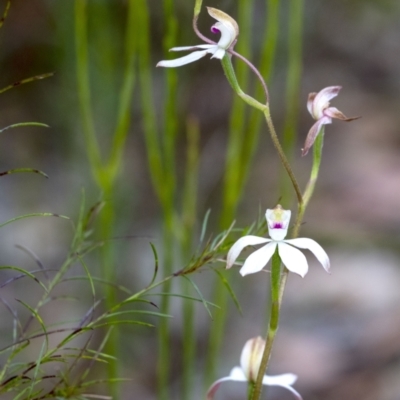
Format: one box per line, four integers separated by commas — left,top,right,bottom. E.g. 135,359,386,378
205,54,303,393
220,56,303,205
250,250,281,400
263,108,303,205
292,127,325,238
247,381,256,399
237,0,281,189
251,130,325,400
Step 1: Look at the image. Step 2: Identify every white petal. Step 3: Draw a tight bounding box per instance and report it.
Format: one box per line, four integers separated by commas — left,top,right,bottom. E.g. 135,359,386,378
240,337,265,381
240,242,277,276
210,47,226,60
266,207,291,241
157,50,208,68
278,242,308,278
213,21,237,49
207,7,239,49
169,44,215,52
301,116,331,156
312,86,342,119
206,367,246,400
307,92,317,116
226,235,270,269
229,366,247,381
263,373,297,386
263,373,303,400
284,238,330,273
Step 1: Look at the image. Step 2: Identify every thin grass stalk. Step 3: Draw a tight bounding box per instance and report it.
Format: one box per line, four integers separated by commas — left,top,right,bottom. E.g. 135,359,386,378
75,1,137,397
156,1,179,398
279,0,304,205
181,118,200,400
107,0,137,182
136,1,164,200
136,1,178,397
74,0,102,186
99,2,137,396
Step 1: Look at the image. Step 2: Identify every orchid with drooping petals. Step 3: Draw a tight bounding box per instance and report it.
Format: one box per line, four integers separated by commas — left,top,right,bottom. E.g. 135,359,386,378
207,337,303,400
157,7,238,68
226,205,330,278
302,86,359,156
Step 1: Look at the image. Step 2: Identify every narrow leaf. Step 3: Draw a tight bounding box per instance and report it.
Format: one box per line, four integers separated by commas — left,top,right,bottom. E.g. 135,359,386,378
212,267,242,315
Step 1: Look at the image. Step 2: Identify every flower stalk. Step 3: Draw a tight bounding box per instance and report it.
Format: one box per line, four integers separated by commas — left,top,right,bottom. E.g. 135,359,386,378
220,55,303,205
250,251,281,400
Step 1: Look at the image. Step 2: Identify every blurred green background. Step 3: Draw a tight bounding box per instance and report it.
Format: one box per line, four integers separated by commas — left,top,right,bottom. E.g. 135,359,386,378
1,0,400,399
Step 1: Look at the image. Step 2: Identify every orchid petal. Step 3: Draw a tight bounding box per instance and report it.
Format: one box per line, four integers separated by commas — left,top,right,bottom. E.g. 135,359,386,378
240,242,277,276
312,86,342,119
307,92,317,116
263,374,303,400
226,235,270,269
229,366,247,381
266,206,291,241
240,337,265,381
278,242,308,277
284,238,330,273
157,50,208,68
210,47,226,59
169,44,215,52
207,7,239,49
301,115,331,156
206,367,246,400
324,106,360,122
212,21,237,49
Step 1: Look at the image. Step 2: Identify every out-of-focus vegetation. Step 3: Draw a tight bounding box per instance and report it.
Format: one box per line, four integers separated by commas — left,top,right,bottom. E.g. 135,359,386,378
1,0,400,399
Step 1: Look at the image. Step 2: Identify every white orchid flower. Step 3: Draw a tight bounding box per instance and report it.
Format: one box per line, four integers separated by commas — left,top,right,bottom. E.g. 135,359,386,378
207,337,302,400
157,7,239,68
226,205,330,278
302,86,359,156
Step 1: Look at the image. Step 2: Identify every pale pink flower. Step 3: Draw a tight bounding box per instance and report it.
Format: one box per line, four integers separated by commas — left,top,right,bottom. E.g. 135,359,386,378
302,86,359,156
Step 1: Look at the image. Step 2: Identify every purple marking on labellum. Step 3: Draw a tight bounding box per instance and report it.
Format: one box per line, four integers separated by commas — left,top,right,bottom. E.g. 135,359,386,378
272,222,283,229
211,26,220,34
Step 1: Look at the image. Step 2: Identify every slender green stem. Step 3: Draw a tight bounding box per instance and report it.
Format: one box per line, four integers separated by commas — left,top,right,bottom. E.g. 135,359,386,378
237,0,281,188
251,129,325,400
247,381,256,399
251,250,281,400
293,127,325,238
220,55,302,205
263,108,303,205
